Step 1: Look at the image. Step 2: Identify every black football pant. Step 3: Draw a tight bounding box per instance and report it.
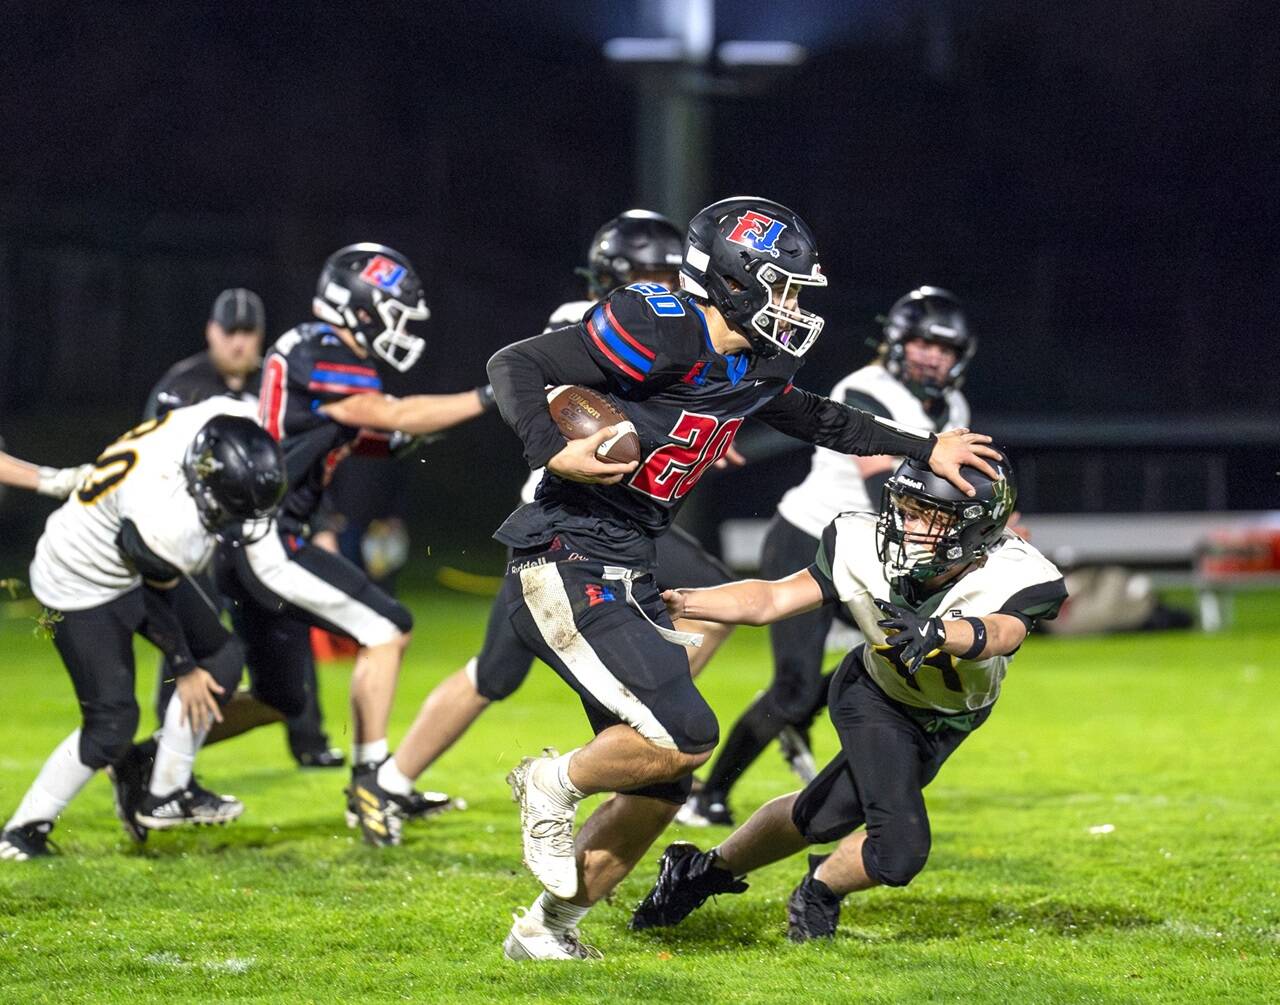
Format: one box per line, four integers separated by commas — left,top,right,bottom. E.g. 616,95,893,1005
54,587,241,770
153,572,333,757
702,515,856,801
471,525,734,702
504,553,720,804
790,650,989,887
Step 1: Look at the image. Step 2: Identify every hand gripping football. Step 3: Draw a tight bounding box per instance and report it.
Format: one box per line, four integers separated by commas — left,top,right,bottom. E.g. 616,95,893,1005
546,385,641,464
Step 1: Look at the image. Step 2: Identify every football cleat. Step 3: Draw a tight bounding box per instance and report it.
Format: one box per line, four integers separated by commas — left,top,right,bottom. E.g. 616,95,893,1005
0,821,56,861
502,908,602,961
107,742,154,844
344,762,406,847
786,854,842,942
507,749,581,899
294,746,346,769
630,842,748,930
675,792,734,828
135,779,244,829
399,788,459,821
777,725,819,784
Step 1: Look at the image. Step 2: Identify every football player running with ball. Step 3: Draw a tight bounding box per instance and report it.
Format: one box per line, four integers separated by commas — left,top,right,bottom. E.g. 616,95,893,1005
485,196,999,960
374,210,740,822
0,402,285,859
630,453,1066,941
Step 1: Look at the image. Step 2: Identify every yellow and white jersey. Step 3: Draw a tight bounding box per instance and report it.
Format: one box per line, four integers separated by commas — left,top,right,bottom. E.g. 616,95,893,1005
30,398,256,611
811,512,1066,714
777,365,969,538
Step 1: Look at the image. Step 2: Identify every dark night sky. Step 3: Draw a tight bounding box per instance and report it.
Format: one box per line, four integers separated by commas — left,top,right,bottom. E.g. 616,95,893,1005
0,1,1276,542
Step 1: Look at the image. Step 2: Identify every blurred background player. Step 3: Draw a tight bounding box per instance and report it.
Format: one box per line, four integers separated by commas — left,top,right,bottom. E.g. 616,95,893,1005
685,286,976,826
632,453,1066,941
211,243,497,841
367,211,743,833
0,405,285,860
145,287,344,768
487,197,999,960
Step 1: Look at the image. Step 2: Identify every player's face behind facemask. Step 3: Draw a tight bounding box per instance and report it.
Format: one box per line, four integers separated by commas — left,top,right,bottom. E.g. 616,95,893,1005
882,491,962,582
900,337,959,395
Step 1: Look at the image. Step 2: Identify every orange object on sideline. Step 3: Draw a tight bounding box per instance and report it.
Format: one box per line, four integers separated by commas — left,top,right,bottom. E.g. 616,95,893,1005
311,627,359,662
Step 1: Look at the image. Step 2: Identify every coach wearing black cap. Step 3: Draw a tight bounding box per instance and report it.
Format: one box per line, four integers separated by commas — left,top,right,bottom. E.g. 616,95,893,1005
144,288,266,418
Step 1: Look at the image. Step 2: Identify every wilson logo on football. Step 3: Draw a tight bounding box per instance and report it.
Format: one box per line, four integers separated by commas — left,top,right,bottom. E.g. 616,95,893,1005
726,211,787,257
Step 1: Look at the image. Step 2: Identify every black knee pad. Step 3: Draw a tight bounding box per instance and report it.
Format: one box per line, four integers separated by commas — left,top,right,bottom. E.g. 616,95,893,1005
203,636,246,706
622,772,694,806
670,701,720,755
862,832,930,888
79,702,140,769
252,673,308,720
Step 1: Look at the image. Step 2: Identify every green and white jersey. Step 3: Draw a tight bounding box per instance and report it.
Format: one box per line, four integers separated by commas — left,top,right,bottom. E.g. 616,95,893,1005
809,512,1066,714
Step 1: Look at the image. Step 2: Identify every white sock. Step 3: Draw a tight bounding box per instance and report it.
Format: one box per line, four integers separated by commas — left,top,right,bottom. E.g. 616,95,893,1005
354,739,388,765
376,755,415,796
528,891,591,934
150,693,208,796
547,748,585,801
6,730,95,830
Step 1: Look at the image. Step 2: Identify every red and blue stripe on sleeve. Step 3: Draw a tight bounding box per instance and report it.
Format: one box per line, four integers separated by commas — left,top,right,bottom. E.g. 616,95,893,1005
585,304,655,383
308,361,382,396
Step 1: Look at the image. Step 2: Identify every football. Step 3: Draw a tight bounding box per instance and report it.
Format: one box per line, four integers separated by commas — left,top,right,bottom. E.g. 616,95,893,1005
546,384,641,464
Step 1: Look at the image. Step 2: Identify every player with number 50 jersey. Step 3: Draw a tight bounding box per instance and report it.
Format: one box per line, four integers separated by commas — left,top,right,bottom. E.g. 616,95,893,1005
485,196,1003,962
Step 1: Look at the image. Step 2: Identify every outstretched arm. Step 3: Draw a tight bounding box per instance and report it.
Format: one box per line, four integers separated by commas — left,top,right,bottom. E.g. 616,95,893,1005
663,568,827,627
0,451,91,498
754,386,999,496
320,386,493,436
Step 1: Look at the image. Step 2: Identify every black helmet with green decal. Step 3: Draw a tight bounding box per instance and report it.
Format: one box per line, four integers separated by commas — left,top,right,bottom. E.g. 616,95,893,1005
876,450,1016,581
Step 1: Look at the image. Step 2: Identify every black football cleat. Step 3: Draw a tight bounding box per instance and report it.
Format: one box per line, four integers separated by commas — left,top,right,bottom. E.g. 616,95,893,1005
294,746,346,769
398,788,457,821
630,842,748,930
135,778,244,829
0,821,56,861
344,761,405,847
786,853,842,942
107,743,154,844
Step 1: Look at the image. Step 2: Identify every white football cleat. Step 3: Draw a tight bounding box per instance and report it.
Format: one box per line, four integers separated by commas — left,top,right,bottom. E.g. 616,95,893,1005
503,909,601,961
507,749,580,899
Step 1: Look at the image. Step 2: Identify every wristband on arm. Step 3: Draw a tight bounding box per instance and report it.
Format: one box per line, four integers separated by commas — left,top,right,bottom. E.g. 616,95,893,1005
958,616,988,660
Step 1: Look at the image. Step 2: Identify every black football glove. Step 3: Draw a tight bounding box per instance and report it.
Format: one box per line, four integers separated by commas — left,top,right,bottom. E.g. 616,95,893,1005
875,599,946,675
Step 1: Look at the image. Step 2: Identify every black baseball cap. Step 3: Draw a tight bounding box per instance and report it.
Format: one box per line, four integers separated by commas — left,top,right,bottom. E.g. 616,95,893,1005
210,288,266,333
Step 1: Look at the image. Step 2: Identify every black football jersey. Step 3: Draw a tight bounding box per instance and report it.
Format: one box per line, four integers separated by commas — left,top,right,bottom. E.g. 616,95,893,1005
258,322,384,528
495,284,806,567
143,351,262,419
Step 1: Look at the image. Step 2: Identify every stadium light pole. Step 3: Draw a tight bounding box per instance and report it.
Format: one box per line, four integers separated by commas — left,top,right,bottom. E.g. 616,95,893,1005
604,0,807,225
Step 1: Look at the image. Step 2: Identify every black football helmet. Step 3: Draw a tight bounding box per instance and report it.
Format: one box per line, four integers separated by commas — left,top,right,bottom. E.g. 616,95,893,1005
578,210,684,298
183,415,286,544
881,287,975,400
876,450,1016,582
313,243,430,372
680,197,827,358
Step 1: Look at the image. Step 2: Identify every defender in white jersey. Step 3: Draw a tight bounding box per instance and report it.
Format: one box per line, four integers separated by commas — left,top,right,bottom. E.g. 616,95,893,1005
632,451,1066,940
0,402,285,860
688,286,976,826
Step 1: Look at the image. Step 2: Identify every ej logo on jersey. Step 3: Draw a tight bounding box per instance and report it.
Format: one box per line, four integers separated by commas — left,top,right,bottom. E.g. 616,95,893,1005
727,211,787,258
360,256,406,295
584,584,616,607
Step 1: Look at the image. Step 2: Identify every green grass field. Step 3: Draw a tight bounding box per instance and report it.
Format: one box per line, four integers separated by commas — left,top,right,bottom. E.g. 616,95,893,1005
1,587,1277,1003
